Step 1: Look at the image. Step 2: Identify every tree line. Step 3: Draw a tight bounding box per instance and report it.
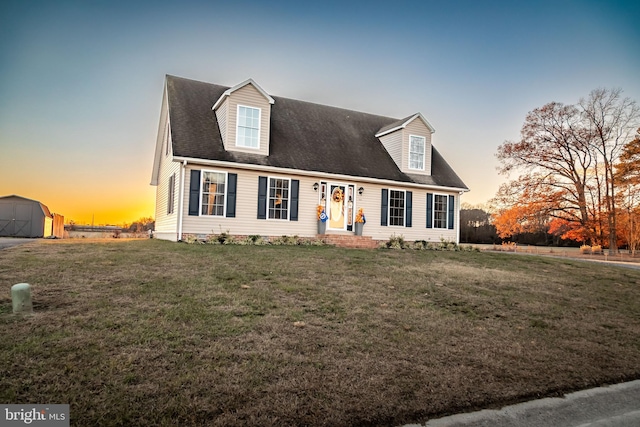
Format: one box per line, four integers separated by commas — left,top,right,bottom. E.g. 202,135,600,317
490,88,639,254
459,204,585,247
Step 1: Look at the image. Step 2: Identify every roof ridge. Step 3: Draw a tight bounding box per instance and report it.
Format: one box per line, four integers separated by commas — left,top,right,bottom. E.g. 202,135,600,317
166,74,401,123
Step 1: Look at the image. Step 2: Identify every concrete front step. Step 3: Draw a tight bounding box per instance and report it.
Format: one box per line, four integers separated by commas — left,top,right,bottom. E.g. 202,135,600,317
318,234,379,249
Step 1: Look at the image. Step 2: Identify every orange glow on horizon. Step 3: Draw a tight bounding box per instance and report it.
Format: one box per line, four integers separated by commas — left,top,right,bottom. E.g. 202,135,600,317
0,181,157,226
62,194,156,226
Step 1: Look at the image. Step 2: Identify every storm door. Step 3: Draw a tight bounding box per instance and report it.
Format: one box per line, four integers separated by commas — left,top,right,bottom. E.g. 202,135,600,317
324,184,355,231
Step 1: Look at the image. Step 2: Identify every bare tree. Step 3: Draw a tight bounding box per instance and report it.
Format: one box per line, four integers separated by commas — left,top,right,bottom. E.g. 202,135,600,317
580,89,640,253
495,91,640,248
617,129,640,254
496,102,595,241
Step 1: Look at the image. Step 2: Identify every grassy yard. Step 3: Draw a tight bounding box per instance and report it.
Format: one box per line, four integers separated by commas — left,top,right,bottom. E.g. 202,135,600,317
1,239,640,426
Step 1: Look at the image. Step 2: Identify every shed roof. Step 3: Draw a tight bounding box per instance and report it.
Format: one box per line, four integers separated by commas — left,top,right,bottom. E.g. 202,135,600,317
0,195,53,218
166,75,468,190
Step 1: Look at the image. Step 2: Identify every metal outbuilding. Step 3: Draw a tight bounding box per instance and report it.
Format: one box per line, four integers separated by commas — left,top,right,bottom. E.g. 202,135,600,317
0,195,64,238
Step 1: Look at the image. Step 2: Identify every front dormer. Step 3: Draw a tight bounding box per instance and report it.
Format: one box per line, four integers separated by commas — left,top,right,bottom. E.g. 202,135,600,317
375,113,435,175
212,79,275,156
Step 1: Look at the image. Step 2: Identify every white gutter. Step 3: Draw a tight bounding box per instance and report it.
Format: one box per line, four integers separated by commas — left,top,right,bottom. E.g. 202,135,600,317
457,190,465,244
172,156,469,194
177,160,187,240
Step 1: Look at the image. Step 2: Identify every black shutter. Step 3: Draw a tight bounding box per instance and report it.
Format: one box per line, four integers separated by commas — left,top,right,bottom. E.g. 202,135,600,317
188,170,201,216
347,185,354,231
426,193,433,228
226,173,237,218
257,176,267,219
290,179,299,221
406,191,412,227
448,195,455,229
381,189,388,226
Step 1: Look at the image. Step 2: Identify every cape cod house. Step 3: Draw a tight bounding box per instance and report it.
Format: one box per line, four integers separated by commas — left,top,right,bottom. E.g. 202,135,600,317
150,75,468,244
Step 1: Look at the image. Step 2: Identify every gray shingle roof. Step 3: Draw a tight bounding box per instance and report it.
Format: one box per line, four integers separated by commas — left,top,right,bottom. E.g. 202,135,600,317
375,114,417,136
166,75,468,190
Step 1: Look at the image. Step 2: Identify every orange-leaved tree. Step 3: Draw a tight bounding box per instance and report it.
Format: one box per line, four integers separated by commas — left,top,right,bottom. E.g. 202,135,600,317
616,129,640,253
495,91,640,247
580,89,640,252
494,101,594,242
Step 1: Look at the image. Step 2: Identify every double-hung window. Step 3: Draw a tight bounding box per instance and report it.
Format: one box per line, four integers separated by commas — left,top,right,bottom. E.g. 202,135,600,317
201,171,227,216
236,105,260,149
188,170,236,218
389,190,406,226
433,194,448,228
409,135,425,170
268,177,290,219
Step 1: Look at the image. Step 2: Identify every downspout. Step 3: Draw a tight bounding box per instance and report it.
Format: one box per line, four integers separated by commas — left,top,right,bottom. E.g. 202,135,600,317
457,191,463,244
177,160,187,241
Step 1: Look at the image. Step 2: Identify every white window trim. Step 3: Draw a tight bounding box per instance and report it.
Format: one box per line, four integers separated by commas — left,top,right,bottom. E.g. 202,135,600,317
432,193,449,229
408,134,425,171
267,176,291,221
388,188,407,227
167,173,175,215
199,169,228,217
235,104,261,149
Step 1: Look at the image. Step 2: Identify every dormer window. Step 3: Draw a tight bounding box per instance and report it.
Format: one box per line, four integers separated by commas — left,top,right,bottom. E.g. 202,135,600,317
236,105,261,149
409,135,425,170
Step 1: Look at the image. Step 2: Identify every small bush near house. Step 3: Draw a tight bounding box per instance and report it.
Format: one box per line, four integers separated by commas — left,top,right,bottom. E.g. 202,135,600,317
203,230,233,244
248,235,266,245
413,240,429,250
183,234,202,244
271,235,300,246
186,233,324,247
383,236,478,252
382,234,407,249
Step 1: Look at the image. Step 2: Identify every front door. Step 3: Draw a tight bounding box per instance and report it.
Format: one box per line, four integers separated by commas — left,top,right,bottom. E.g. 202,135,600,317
328,185,347,230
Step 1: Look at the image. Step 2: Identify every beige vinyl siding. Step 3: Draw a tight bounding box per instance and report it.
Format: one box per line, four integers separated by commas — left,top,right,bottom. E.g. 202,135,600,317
355,183,458,243
154,123,181,240
224,84,271,156
179,164,460,243
403,119,432,175
215,98,228,148
378,131,403,170
181,167,317,237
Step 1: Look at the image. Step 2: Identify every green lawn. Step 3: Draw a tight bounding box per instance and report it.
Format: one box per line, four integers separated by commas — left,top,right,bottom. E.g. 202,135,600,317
1,239,639,426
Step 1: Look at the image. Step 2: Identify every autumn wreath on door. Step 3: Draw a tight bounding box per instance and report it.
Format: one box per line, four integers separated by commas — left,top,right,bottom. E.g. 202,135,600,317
329,187,344,229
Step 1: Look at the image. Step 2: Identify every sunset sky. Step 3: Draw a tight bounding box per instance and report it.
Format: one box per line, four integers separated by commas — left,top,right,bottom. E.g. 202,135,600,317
1,0,639,225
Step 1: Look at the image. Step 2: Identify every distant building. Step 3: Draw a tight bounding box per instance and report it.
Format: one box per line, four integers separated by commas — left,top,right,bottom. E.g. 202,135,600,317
0,195,64,238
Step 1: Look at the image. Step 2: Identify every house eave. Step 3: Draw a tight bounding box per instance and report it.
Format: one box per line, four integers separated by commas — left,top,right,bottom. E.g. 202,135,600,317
375,112,435,138
151,80,170,186
211,78,275,111
172,156,468,193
